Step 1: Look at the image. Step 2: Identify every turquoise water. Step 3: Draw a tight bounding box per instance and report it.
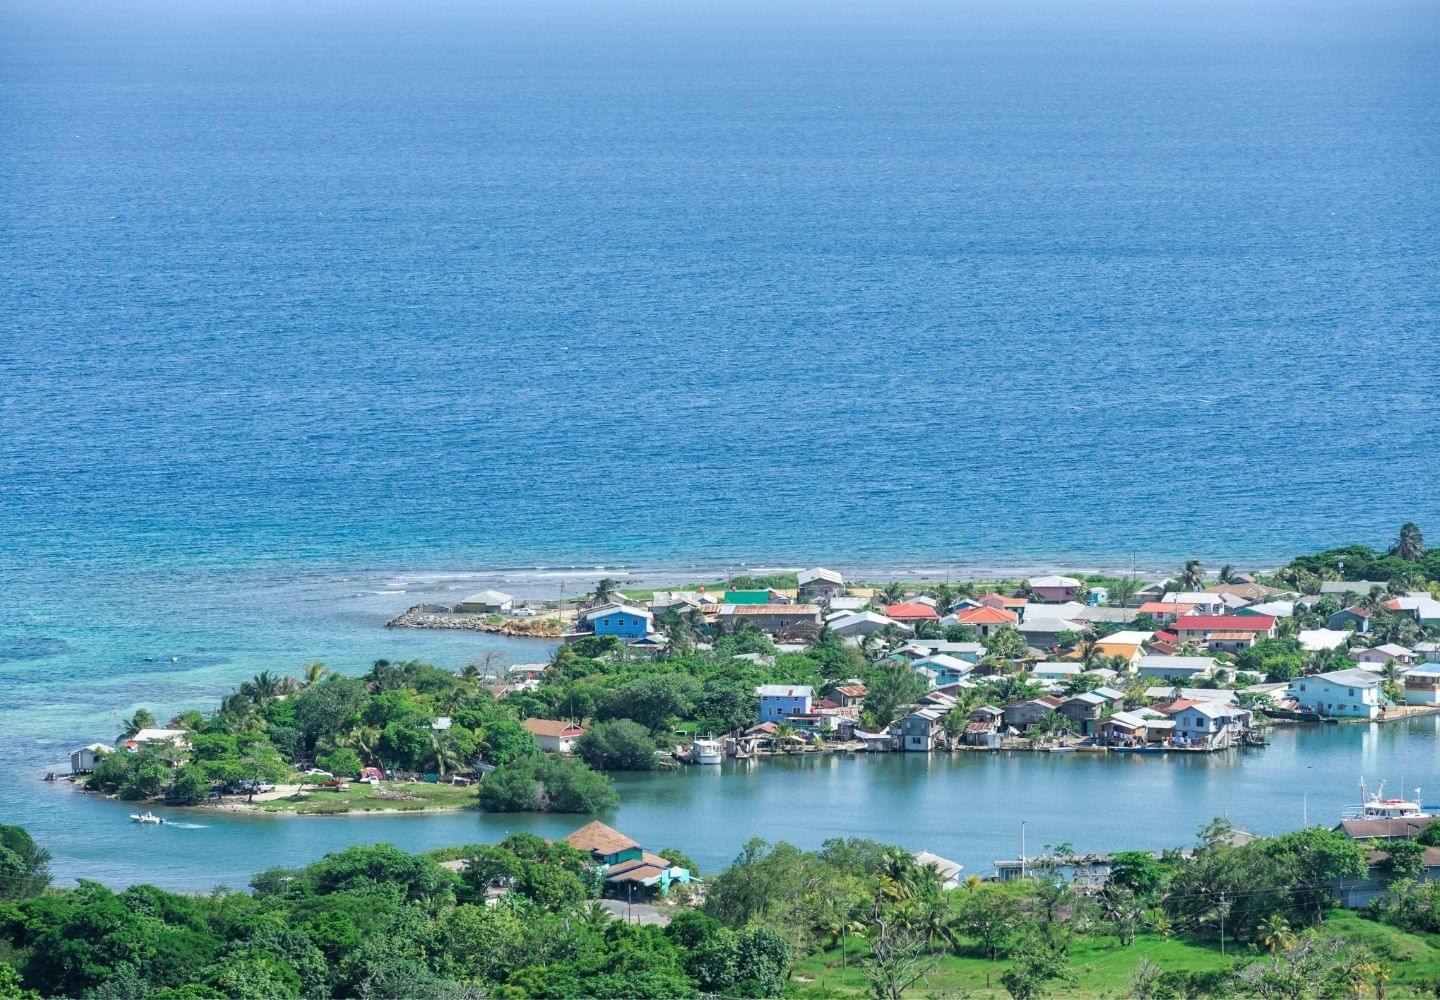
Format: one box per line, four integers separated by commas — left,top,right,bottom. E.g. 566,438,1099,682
25,718,1440,891
3,0,1439,884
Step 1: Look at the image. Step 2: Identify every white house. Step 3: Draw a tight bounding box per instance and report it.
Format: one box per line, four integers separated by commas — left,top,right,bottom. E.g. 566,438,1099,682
1168,702,1252,750
1162,592,1227,615
1032,662,1086,682
70,743,112,774
1404,665,1440,706
127,728,188,747
1297,629,1351,652
522,718,587,753
829,611,909,640
1291,669,1383,719
457,589,515,613
914,851,964,889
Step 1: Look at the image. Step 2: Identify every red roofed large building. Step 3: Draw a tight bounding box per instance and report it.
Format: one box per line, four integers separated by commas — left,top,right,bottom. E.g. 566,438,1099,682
885,603,940,623
1171,615,1276,642
952,604,1019,637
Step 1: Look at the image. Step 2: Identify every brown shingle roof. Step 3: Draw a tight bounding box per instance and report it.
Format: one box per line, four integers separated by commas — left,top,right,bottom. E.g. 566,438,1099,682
522,718,585,739
1338,816,1440,840
563,821,639,856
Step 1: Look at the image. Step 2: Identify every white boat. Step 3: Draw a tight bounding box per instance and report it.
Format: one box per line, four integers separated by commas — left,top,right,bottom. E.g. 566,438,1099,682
130,810,164,824
1341,779,1433,821
686,738,723,765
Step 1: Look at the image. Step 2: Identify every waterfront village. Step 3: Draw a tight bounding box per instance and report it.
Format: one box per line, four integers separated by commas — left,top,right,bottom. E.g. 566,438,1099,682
387,559,1440,760
49,536,1440,955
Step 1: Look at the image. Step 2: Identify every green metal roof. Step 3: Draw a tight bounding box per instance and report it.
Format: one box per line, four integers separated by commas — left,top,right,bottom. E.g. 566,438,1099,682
722,590,773,604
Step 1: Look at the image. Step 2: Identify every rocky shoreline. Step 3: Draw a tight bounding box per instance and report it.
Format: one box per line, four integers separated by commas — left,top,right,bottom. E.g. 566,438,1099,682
385,604,565,638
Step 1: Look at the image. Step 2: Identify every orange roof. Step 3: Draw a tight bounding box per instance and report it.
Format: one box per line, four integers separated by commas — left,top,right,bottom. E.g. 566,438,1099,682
1139,601,1193,615
954,606,1018,625
523,718,586,739
885,603,940,621
980,593,1028,608
563,821,639,856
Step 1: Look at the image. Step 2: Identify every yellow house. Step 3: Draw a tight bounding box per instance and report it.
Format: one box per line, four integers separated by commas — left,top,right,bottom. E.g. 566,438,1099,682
1066,630,1153,669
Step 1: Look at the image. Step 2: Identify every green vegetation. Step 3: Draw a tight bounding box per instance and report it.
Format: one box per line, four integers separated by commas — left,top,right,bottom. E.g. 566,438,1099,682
0,828,791,999
8,820,1440,997
575,718,658,770
1278,524,1439,593
81,658,628,815
476,754,618,813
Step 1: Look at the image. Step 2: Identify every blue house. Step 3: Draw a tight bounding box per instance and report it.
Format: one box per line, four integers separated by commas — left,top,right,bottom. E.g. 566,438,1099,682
755,684,813,723
584,604,653,641
564,821,694,899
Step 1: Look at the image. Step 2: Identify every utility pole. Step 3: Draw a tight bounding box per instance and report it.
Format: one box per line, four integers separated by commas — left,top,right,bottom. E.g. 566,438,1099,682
1218,891,1226,957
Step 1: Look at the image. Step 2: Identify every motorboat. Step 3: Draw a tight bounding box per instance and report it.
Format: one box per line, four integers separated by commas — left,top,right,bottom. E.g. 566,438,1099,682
130,810,164,824
686,738,724,765
1341,779,1433,821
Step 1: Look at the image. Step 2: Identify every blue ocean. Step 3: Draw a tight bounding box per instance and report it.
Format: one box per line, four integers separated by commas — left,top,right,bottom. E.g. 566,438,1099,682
2,0,1438,884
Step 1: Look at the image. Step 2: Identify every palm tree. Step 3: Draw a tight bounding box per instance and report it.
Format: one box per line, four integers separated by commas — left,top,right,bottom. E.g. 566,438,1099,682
243,671,281,704
1256,913,1296,955
119,708,156,739
878,582,907,606
340,725,382,764
986,674,1041,705
300,662,330,687
424,730,465,779
1218,565,1237,584
773,721,800,751
572,900,614,927
592,578,619,605
1391,523,1425,562
1178,560,1206,591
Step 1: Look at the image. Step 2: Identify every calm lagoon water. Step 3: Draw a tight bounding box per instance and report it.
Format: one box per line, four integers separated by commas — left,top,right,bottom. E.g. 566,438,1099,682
24,717,1440,892
3,0,1439,886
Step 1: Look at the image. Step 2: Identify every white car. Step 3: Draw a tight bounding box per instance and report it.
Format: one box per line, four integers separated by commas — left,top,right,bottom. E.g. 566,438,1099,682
512,607,537,617
303,768,332,777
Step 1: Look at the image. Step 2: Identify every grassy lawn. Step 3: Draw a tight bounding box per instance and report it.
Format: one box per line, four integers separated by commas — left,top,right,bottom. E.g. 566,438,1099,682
790,915,1440,997
251,781,477,815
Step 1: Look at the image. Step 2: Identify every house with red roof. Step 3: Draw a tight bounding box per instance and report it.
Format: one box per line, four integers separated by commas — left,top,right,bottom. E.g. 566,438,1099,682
952,604,1019,637
884,602,940,623
1171,614,1276,643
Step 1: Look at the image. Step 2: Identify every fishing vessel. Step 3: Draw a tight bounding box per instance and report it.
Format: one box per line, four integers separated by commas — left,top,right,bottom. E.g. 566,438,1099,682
130,810,164,824
686,738,724,765
1341,779,1433,821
